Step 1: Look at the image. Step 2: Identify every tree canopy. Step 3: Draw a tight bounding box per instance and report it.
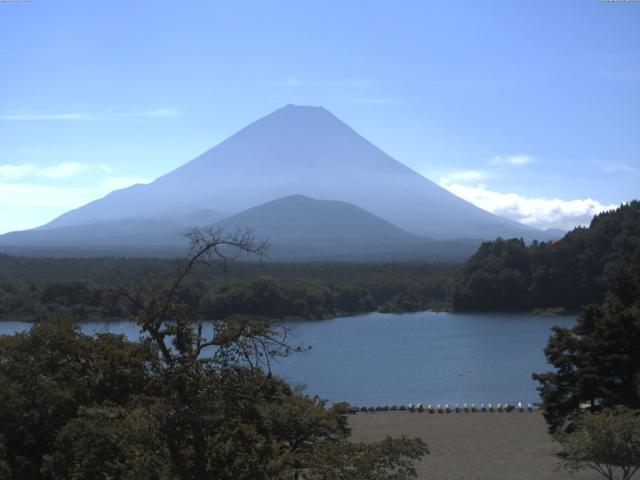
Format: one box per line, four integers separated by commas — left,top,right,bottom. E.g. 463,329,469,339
450,200,640,312
0,228,428,480
0,256,454,322
556,407,640,480
533,246,640,433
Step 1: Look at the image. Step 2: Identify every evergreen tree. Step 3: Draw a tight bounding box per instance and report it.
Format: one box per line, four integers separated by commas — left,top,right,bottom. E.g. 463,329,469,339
450,201,640,312
533,250,640,432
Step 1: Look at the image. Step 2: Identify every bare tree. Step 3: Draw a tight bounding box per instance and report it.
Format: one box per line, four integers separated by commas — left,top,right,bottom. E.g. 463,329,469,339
111,226,306,369
106,227,426,480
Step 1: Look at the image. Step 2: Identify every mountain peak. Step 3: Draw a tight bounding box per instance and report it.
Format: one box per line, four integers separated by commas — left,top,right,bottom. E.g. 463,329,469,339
280,103,327,112
29,105,547,242
264,104,337,124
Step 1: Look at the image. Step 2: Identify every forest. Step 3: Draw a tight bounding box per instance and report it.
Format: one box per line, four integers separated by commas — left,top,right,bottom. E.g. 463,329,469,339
0,229,428,480
449,201,640,312
0,257,454,321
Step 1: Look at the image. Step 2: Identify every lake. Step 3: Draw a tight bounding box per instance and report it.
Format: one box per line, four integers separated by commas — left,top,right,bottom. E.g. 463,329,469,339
0,311,575,407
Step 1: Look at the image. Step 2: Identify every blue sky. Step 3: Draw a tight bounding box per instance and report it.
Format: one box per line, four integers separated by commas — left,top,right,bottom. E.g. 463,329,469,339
0,0,639,233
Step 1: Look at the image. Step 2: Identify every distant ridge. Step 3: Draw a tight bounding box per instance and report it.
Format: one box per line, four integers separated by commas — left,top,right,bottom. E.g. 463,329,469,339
0,195,480,261
213,194,422,258
0,213,215,252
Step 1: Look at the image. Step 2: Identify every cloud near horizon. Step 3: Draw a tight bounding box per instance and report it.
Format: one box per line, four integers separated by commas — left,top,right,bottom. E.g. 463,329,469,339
591,159,640,175
489,154,534,166
0,169,150,233
436,154,534,186
0,113,92,121
433,153,621,230
439,180,618,231
439,169,492,183
0,162,109,181
126,108,180,119
0,108,180,121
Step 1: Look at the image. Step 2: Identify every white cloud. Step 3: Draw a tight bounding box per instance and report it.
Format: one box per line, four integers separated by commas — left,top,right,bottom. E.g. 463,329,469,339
439,180,618,231
0,183,101,233
123,108,180,119
279,78,375,88
0,108,180,121
0,162,108,181
591,160,640,175
0,176,151,234
432,154,534,188
0,164,34,181
440,169,491,183
489,154,534,166
0,113,91,121
0,183,96,208
43,162,110,178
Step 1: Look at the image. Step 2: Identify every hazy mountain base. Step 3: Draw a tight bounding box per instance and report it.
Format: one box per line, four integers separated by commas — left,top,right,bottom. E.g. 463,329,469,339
0,239,479,262
0,196,482,262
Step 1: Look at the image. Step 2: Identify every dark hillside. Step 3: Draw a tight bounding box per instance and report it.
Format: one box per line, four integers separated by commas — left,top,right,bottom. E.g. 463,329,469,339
449,200,640,311
0,256,455,321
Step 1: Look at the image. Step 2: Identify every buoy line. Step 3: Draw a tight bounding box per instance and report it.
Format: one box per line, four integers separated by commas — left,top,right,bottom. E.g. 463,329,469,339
345,402,535,414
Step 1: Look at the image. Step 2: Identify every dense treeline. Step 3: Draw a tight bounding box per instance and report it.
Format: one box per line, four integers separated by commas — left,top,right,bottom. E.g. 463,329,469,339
533,243,640,433
450,201,640,312
0,259,455,321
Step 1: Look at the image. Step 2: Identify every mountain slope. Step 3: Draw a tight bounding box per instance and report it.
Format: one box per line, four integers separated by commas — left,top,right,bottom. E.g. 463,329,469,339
213,195,480,261
0,209,224,256
0,195,480,261
38,104,545,241
214,194,422,258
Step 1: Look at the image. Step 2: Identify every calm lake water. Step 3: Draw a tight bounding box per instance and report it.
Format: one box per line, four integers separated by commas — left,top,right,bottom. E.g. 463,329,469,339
0,311,575,406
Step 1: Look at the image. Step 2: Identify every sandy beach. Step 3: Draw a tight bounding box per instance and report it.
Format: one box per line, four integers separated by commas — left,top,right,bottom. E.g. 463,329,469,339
349,411,601,480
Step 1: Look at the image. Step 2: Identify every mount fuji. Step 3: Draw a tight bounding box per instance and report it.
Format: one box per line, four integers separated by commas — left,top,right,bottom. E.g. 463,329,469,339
0,105,549,258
